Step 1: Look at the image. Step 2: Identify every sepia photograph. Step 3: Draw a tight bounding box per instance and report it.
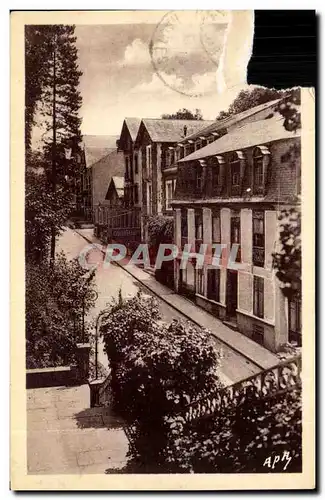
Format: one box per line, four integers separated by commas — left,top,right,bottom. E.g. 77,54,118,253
10,9,315,490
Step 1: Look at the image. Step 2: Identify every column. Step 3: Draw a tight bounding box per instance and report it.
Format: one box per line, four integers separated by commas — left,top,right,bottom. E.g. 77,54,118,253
202,207,212,245
241,208,252,265
175,208,182,248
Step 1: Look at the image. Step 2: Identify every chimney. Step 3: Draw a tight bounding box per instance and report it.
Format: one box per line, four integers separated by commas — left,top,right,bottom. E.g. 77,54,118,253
183,125,187,137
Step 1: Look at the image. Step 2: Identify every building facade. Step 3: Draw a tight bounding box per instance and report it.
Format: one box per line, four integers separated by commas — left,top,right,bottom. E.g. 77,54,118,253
172,110,301,352
79,135,120,221
132,119,214,238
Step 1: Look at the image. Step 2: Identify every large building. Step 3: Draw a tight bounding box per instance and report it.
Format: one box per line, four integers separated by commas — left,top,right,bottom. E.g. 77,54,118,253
172,108,301,352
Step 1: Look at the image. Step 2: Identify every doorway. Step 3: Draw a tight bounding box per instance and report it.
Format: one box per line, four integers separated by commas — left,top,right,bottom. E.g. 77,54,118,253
226,270,238,318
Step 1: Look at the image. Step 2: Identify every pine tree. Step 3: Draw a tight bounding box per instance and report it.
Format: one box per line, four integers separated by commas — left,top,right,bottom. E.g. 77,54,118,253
25,25,83,262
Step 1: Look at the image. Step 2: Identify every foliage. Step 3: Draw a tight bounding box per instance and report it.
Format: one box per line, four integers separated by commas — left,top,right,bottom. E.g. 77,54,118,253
273,207,301,299
216,87,285,120
100,291,223,470
25,25,83,262
161,108,203,120
25,26,51,150
277,88,301,132
25,153,74,262
165,387,302,473
147,215,174,247
26,253,97,368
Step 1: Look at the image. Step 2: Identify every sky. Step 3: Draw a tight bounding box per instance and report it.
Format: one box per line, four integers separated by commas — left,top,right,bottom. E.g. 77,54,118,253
75,11,254,137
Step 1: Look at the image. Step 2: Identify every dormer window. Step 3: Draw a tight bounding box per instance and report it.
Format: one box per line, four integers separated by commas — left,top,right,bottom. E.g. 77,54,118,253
196,162,203,191
166,147,175,168
253,146,270,195
229,151,244,196
213,155,225,190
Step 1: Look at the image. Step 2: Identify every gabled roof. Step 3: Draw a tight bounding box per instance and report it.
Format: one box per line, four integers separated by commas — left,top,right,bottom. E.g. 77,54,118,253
105,176,125,200
82,135,119,168
119,118,142,148
179,99,281,143
135,119,215,145
124,118,142,141
179,113,300,163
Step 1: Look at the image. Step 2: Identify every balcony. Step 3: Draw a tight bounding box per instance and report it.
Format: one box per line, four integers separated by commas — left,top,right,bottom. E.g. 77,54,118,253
253,246,265,267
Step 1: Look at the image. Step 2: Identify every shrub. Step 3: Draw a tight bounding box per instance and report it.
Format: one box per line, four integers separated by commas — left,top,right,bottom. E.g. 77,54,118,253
100,291,223,470
26,253,97,368
147,215,174,247
165,387,302,473
273,207,301,299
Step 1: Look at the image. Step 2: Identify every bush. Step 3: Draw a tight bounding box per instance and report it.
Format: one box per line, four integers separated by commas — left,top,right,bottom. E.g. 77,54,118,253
26,253,97,368
100,291,224,470
147,215,174,248
165,387,302,473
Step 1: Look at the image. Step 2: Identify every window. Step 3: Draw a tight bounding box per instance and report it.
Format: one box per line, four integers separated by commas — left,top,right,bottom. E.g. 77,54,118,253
253,146,270,195
181,209,188,240
212,155,224,191
165,180,174,210
196,268,205,295
196,162,204,191
253,276,264,318
231,214,241,262
125,156,129,180
134,154,139,174
134,184,139,204
229,151,244,196
207,268,220,302
166,148,175,167
195,210,203,240
147,183,152,215
288,298,302,346
146,145,152,176
195,210,203,251
252,211,265,267
231,159,240,186
185,142,195,156
212,211,221,244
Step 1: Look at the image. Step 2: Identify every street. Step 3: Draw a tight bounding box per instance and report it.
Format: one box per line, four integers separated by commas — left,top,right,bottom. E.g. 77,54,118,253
57,227,264,385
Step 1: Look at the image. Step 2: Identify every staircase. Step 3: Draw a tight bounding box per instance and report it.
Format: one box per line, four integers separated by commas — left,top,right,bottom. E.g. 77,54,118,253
180,355,301,425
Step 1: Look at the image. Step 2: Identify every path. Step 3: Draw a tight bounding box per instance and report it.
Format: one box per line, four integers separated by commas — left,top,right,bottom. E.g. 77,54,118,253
27,385,128,474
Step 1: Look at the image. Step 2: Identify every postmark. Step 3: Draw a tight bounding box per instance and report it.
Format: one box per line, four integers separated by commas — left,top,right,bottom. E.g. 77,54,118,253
149,10,229,97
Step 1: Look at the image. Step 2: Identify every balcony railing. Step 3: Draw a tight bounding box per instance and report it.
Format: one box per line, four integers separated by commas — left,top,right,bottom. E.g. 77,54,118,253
181,356,301,425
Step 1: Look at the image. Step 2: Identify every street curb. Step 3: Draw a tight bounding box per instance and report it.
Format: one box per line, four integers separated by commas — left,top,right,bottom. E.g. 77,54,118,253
74,229,274,372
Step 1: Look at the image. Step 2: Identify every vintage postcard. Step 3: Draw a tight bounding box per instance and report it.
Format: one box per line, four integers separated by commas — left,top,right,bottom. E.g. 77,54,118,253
11,10,315,490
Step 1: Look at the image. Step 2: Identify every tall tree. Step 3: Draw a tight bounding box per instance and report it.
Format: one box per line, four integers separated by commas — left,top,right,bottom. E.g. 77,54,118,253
161,108,203,120
25,25,83,262
25,26,50,152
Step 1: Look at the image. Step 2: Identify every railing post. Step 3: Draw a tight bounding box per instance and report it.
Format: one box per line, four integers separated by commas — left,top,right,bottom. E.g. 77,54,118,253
75,343,91,383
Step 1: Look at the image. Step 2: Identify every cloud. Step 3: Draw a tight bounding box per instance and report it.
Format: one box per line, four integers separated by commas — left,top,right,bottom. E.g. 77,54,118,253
129,71,186,95
118,39,151,67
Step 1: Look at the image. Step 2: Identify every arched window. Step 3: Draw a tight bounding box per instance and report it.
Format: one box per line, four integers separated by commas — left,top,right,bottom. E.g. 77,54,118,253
253,146,270,195
229,151,245,196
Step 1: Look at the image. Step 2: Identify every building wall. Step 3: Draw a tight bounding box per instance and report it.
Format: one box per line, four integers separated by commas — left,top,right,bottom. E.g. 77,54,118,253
92,150,124,209
174,202,292,352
